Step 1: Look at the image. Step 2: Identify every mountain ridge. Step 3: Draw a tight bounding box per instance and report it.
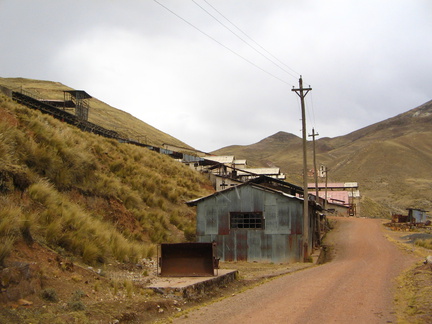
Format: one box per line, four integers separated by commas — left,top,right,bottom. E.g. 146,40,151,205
3,77,431,215
213,100,432,215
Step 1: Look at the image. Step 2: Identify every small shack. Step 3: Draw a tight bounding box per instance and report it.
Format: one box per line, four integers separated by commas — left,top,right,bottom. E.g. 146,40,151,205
187,177,316,263
407,208,428,224
63,90,92,121
392,208,429,224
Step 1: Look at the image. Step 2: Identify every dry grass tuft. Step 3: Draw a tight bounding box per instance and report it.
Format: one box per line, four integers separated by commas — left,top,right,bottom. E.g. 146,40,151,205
0,91,213,267
415,239,432,250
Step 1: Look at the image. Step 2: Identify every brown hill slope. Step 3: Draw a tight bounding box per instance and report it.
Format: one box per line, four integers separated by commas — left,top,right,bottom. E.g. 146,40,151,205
0,91,213,257
0,77,216,256
213,100,432,215
0,89,214,322
0,77,190,148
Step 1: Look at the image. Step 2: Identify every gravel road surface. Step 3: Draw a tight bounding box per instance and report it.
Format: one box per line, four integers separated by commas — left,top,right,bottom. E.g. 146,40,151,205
173,217,416,324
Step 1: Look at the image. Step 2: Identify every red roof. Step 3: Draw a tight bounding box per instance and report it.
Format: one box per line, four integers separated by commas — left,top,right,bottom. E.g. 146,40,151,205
318,191,350,205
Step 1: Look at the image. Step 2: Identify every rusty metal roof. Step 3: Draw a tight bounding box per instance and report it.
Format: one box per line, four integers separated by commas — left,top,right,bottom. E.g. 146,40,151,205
237,167,280,175
187,176,303,207
205,156,235,164
249,175,303,194
318,191,350,205
64,90,92,99
308,182,358,189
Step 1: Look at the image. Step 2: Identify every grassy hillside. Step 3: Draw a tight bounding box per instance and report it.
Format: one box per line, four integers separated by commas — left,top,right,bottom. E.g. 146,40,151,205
0,92,213,268
214,100,432,216
0,77,190,148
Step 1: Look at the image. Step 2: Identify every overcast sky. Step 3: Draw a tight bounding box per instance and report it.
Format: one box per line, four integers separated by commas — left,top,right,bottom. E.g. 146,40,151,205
1,1,431,152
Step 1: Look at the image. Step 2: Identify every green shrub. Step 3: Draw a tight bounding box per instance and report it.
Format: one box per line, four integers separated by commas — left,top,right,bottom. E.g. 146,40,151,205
68,290,86,311
20,216,34,245
146,245,156,258
82,241,100,265
0,236,15,267
169,212,182,229
71,289,85,300
184,226,196,242
0,206,21,237
28,181,55,207
124,279,134,298
41,288,58,302
69,300,85,311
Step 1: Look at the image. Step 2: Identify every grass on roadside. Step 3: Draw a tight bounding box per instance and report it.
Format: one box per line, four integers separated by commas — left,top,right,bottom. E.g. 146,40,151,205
415,238,432,250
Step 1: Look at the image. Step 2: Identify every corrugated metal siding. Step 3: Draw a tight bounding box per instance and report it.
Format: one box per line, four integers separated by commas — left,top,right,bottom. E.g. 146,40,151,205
247,233,263,261
235,231,248,261
224,234,235,261
196,184,304,263
205,205,218,235
182,154,204,163
196,204,206,236
412,209,427,223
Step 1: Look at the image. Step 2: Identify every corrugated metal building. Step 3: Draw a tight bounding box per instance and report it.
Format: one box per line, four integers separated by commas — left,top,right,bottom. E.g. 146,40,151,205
236,167,286,181
187,177,315,263
408,208,428,223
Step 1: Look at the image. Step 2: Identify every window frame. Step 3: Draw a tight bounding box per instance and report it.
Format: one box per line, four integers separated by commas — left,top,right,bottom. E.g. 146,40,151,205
229,211,265,230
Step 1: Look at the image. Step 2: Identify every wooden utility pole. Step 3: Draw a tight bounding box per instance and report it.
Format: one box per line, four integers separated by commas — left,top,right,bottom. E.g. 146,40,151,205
324,166,329,211
292,76,312,260
309,128,320,245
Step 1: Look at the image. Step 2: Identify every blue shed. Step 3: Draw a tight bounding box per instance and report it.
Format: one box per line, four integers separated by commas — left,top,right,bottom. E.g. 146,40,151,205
187,177,315,263
408,208,428,223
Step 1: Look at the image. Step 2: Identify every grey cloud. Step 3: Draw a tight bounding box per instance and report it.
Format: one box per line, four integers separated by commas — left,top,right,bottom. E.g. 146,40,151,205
1,0,431,152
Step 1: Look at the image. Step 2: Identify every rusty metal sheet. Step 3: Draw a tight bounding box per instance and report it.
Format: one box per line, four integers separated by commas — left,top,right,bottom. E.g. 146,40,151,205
218,211,230,235
211,235,224,261
194,183,308,263
247,232,263,261
205,206,218,234
292,204,303,234
224,234,235,261
159,243,216,277
235,231,248,261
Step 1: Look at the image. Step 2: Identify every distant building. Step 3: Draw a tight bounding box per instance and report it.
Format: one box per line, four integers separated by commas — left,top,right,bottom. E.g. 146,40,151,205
233,159,247,169
236,167,286,181
407,208,428,224
308,182,360,216
391,208,429,225
204,155,235,166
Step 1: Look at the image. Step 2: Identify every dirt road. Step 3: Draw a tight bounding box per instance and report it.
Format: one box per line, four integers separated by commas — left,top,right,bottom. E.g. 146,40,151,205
173,217,416,324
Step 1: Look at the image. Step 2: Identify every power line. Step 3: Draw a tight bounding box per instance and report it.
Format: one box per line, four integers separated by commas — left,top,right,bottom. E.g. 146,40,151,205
153,0,294,86
308,90,317,130
192,0,299,80
202,0,301,78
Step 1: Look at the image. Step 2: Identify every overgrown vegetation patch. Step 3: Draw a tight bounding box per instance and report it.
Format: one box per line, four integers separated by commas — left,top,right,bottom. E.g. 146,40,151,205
395,263,432,323
0,92,214,314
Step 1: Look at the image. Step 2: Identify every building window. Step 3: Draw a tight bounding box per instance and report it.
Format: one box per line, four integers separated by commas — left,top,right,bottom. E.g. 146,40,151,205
230,212,264,229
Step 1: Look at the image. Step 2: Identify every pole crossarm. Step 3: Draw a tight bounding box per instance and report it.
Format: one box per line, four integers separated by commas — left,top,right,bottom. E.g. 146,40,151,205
292,87,312,98
292,76,312,98
308,129,319,139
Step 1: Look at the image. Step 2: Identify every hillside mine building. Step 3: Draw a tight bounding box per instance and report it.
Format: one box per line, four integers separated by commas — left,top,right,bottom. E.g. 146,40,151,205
187,176,320,263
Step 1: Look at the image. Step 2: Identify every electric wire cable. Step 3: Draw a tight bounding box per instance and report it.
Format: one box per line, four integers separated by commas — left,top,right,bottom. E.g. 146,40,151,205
308,91,317,131
202,0,301,78
153,0,295,86
305,90,315,130
192,0,299,80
